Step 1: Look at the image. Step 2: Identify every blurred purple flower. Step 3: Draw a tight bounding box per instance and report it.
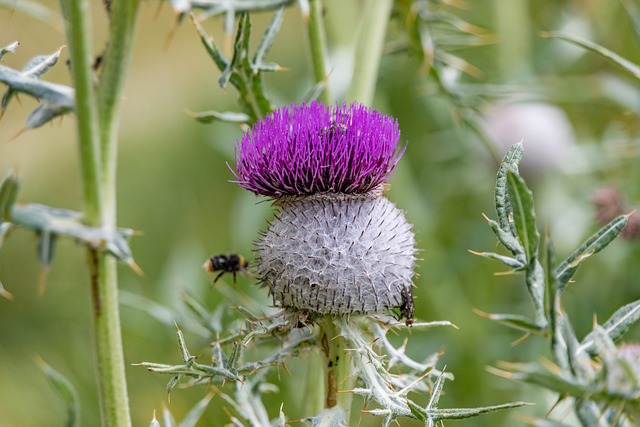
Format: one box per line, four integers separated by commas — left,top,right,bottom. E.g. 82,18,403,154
233,101,404,197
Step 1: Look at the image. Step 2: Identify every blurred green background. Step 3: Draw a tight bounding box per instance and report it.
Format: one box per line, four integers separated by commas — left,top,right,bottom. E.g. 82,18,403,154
1,0,639,426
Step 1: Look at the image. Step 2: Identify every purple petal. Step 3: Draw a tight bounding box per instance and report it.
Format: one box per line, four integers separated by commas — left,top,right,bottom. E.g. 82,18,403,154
233,101,404,196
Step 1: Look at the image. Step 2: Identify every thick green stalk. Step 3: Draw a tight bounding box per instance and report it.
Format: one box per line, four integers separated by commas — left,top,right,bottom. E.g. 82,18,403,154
302,346,326,417
60,0,140,426
306,0,331,104
320,318,355,422
345,0,393,105
59,0,102,223
98,0,140,226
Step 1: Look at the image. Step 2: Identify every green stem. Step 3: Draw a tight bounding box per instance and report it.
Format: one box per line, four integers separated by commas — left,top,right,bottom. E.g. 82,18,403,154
98,0,140,227
59,0,102,224
60,1,140,426
302,345,326,417
306,0,331,104
345,0,393,105
320,318,354,422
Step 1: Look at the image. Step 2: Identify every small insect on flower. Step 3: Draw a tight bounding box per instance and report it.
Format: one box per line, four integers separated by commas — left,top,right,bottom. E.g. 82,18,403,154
203,254,249,284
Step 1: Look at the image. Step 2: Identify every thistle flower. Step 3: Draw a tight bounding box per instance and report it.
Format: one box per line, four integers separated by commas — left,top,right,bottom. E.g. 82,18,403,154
233,101,416,323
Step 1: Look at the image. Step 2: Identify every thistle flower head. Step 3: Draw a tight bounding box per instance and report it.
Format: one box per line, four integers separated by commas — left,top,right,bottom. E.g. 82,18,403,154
234,102,416,322
233,101,403,197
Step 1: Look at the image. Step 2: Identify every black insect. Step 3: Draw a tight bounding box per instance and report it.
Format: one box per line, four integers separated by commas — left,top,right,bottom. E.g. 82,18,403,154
203,254,249,284
400,287,415,326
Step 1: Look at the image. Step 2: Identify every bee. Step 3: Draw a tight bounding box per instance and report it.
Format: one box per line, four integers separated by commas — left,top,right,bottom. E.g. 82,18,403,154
203,253,249,284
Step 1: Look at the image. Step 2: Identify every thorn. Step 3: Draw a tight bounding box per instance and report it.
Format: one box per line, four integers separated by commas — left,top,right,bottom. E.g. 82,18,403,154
494,270,515,276
164,26,178,50
128,260,144,276
7,127,26,143
472,307,491,318
38,268,49,296
0,282,14,300
510,333,530,347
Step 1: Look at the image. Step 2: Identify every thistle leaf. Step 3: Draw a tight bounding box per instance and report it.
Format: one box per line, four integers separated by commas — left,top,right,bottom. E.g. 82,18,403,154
0,44,73,126
483,215,525,260
10,203,138,270
542,32,640,80
477,311,546,333
302,406,346,427
554,214,628,293
495,142,523,235
253,6,284,69
545,237,570,369
506,169,539,261
426,401,530,421
0,42,19,61
579,299,640,355
468,250,525,270
21,46,64,78
525,257,548,329
191,11,280,124
188,109,250,124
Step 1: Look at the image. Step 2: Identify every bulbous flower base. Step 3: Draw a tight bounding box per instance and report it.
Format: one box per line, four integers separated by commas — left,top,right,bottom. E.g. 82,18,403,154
256,192,416,319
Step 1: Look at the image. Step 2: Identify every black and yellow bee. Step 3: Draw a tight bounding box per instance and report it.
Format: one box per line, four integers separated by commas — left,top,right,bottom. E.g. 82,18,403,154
203,254,249,284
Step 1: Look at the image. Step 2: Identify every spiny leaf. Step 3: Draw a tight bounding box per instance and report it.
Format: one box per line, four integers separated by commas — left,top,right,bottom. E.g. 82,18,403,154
175,0,294,19
525,257,547,330
482,214,526,260
191,13,228,70
0,46,72,126
468,249,525,270
426,401,530,421
253,6,284,68
0,41,19,61
476,311,546,333
495,142,523,235
491,361,592,397
21,46,64,78
545,236,570,370
554,214,628,293
542,32,640,80
579,299,640,356
10,203,138,270
301,406,346,427
25,101,74,129
188,109,250,124
506,169,539,261
191,11,280,124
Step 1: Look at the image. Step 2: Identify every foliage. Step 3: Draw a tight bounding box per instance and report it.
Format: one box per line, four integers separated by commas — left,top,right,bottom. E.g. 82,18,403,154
0,0,639,426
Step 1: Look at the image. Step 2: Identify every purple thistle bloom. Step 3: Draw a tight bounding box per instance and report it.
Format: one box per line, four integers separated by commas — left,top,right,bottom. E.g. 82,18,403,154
232,101,416,323
233,101,404,197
